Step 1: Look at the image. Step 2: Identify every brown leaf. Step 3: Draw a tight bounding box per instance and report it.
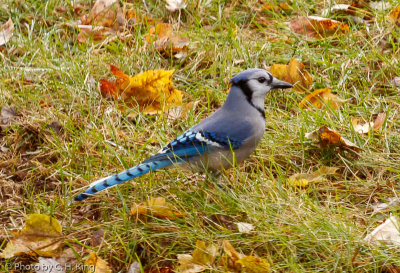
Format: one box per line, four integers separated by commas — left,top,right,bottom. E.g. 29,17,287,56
0,214,64,259
100,65,182,116
81,0,125,29
131,197,185,219
389,6,400,26
269,59,312,92
76,25,117,44
0,18,14,46
305,125,362,152
299,88,346,110
85,252,112,273
145,23,189,57
290,16,349,40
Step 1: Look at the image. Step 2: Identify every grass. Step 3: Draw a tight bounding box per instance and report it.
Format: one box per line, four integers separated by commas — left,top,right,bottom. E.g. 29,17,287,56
1,0,400,272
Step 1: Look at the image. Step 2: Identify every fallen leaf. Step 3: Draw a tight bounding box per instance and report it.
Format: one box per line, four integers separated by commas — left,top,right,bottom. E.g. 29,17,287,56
235,256,271,273
269,58,312,92
131,197,185,219
0,18,14,46
299,88,346,110
365,216,400,245
222,241,270,272
389,6,400,25
290,16,349,40
236,222,255,234
126,9,161,27
145,23,189,57
223,240,244,262
76,25,116,44
262,3,291,13
81,0,124,28
177,241,218,272
0,214,64,259
352,113,386,134
85,252,112,273
166,0,187,12
72,0,125,44
305,125,362,152
287,166,338,187
100,65,183,116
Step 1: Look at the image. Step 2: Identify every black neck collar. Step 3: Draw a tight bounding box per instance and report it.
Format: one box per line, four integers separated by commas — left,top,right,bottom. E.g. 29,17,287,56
234,81,265,119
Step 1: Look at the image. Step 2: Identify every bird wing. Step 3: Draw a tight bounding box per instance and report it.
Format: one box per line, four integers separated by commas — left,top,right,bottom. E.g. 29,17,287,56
144,129,244,164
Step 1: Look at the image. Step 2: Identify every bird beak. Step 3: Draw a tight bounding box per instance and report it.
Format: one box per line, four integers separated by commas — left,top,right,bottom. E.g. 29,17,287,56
271,78,293,89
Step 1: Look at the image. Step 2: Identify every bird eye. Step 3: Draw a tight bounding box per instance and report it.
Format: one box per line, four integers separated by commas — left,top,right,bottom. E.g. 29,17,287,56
258,77,266,83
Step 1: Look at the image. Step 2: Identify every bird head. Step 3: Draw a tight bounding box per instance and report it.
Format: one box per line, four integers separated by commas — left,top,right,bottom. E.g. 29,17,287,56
228,69,292,115
230,68,293,97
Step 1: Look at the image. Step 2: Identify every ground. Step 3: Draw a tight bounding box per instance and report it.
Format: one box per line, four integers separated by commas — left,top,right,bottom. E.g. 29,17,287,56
1,0,400,272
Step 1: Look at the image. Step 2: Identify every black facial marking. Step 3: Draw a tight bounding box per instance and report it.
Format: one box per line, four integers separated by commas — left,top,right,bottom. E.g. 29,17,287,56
235,81,265,119
267,74,273,85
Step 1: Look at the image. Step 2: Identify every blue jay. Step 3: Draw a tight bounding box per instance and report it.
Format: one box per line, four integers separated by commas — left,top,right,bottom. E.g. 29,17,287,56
74,69,292,201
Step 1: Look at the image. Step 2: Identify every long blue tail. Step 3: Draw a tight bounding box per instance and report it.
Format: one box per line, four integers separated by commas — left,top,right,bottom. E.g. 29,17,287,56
73,160,172,201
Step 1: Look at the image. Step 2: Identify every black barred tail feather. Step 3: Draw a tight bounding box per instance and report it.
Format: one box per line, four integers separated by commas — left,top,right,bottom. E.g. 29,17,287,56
73,160,172,201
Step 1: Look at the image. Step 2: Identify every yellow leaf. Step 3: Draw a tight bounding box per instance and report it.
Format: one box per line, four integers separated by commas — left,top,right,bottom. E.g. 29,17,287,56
287,166,339,187
223,240,243,262
192,240,218,266
100,65,183,115
85,252,112,273
131,197,185,219
0,214,63,258
299,88,346,110
235,256,271,273
145,23,189,56
389,6,400,26
269,59,312,92
177,254,205,273
177,241,218,273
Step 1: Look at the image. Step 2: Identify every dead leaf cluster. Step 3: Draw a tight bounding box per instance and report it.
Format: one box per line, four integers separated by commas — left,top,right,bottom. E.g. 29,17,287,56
178,240,270,273
0,214,112,272
70,0,189,57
